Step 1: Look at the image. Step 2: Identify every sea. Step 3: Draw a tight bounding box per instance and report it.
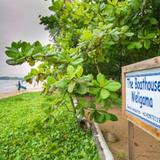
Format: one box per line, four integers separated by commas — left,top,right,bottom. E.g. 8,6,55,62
0,79,42,94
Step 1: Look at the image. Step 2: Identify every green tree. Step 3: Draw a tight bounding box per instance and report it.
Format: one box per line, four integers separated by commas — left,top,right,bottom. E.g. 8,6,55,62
5,0,159,125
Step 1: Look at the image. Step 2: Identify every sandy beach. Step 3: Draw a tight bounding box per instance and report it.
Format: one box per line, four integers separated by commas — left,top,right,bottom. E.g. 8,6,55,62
0,89,41,99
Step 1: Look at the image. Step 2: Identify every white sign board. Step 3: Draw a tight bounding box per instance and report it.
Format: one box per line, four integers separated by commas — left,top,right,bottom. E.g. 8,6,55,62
126,68,160,129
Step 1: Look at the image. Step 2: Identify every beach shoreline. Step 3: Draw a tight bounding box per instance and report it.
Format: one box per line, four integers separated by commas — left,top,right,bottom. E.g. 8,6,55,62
0,89,42,99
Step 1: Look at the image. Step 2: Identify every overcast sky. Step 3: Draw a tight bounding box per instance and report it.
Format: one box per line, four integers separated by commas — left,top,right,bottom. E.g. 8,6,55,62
0,0,51,76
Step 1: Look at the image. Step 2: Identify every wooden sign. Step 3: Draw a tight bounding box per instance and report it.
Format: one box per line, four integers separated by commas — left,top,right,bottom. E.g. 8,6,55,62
122,57,160,160
122,56,160,140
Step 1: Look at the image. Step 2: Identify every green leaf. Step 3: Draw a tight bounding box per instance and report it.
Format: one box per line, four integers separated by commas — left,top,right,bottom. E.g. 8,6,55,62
128,42,142,50
28,58,35,66
127,43,135,50
71,58,83,66
76,84,88,95
97,73,105,87
94,111,106,123
89,87,99,95
31,68,38,75
92,80,99,87
145,33,156,39
111,33,119,41
112,0,118,4
104,81,121,92
93,111,115,123
135,42,142,49
108,113,118,121
67,65,75,75
6,59,18,65
53,79,68,88
75,65,83,78
79,108,85,117
5,48,18,58
150,18,158,25
16,57,26,64
104,4,114,15
99,100,112,109
121,26,129,32
100,89,110,99
11,42,19,49
104,113,113,121
105,23,113,29
94,110,118,122
79,74,93,82
32,53,44,60
68,81,76,93
110,93,122,106
82,30,93,40
125,32,134,37
47,76,55,85
49,1,63,11
144,40,150,49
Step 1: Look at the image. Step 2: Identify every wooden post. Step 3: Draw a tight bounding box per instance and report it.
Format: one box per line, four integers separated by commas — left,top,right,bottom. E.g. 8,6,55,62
128,121,134,160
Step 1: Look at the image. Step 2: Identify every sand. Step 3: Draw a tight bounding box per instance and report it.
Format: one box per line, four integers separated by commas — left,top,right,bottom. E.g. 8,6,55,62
100,107,160,160
0,89,41,99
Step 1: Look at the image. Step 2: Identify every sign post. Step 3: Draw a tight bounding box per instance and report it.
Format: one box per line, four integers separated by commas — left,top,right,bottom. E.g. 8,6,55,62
122,56,160,160
128,121,134,160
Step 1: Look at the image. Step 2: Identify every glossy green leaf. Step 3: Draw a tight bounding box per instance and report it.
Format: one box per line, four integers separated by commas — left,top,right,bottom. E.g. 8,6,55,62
104,81,121,92
78,75,93,84
28,58,35,66
135,42,142,49
31,68,38,75
150,17,158,25
100,89,110,99
6,59,18,65
53,79,68,88
97,73,105,87
5,48,18,58
89,88,99,95
145,33,156,39
47,76,55,85
67,65,75,75
94,111,106,123
144,40,150,49
104,4,114,15
75,65,83,78
108,113,118,121
125,32,134,37
82,30,93,41
127,43,135,50
79,108,85,117
49,1,63,11
71,58,83,66
121,25,129,32
11,42,19,49
68,81,76,93
76,84,88,95
92,80,99,87
127,42,142,50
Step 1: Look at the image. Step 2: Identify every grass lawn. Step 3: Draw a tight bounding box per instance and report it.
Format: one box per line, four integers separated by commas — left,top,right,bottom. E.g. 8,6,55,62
0,92,99,160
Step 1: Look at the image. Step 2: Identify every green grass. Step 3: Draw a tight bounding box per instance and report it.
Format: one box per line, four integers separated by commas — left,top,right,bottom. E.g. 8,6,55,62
0,92,99,160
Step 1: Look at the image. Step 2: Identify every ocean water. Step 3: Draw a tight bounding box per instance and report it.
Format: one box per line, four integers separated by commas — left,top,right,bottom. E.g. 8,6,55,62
0,80,41,93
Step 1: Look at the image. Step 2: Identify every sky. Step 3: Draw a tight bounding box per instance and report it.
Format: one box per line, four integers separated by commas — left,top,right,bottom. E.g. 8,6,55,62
0,0,51,77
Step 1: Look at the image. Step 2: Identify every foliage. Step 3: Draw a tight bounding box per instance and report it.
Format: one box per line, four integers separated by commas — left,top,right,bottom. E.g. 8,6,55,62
39,0,160,79
6,0,124,123
0,93,99,160
5,0,160,80
6,0,160,124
